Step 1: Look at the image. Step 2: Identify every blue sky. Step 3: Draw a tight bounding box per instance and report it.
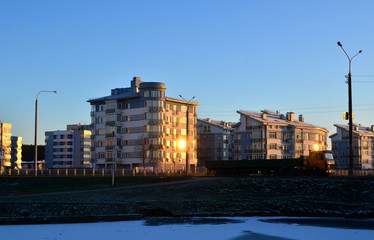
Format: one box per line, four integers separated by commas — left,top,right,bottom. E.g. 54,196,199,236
1,0,374,145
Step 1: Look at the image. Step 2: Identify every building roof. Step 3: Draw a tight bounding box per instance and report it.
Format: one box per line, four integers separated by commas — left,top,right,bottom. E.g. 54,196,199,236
197,118,234,130
237,110,328,132
165,97,200,106
334,124,374,136
87,92,139,103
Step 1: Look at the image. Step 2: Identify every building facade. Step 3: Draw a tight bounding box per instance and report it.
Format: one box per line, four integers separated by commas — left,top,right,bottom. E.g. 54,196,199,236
45,124,92,169
235,110,328,160
10,136,22,169
197,118,234,166
330,124,374,169
88,77,199,172
0,122,12,170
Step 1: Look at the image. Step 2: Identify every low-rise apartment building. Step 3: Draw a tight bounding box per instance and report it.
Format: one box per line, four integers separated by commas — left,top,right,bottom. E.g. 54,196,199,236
88,77,199,173
236,110,328,160
197,118,234,166
45,124,92,168
330,124,374,169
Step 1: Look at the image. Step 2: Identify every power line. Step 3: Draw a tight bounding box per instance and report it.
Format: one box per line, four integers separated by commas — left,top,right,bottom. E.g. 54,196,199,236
353,75,374,77
198,103,374,113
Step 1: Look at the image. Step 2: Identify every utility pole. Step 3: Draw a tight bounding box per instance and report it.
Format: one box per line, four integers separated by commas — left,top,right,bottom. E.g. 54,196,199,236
337,41,362,177
34,90,57,176
179,95,195,176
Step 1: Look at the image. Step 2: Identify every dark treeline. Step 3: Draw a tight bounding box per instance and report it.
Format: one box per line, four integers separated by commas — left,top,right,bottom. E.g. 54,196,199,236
22,145,45,161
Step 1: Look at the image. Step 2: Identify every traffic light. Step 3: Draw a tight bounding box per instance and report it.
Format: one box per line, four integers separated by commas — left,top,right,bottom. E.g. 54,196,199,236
343,112,354,120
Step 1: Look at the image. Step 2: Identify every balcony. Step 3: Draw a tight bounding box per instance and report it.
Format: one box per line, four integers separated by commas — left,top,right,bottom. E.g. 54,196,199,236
106,132,115,138
149,107,164,113
105,158,114,163
249,149,266,154
105,146,115,150
149,144,164,150
149,132,164,138
149,119,164,125
105,121,116,126
105,108,116,114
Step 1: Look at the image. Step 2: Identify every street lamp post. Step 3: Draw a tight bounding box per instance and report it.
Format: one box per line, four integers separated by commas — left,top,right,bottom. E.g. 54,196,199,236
179,95,195,176
337,41,362,177
34,90,57,176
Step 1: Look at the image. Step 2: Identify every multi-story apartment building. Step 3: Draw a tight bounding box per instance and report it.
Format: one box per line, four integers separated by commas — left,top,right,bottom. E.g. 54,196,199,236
88,77,199,172
10,136,22,169
197,118,234,166
0,122,12,170
45,124,92,169
330,124,374,169
235,110,328,160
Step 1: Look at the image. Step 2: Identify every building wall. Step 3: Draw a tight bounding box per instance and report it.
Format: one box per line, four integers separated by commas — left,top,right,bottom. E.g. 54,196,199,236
331,125,374,169
10,136,22,169
90,78,198,172
45,127,92,169
0,123,12,169
197,119,234,165
238,112,328,160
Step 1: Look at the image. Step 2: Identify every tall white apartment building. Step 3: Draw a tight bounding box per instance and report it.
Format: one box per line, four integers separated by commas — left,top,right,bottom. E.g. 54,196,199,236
88,77,199,172
0,122,12,170
45,124,92,168
236,110,328,160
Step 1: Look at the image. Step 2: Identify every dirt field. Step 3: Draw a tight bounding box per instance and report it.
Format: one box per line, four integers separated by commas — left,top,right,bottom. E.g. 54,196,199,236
1,176,373,224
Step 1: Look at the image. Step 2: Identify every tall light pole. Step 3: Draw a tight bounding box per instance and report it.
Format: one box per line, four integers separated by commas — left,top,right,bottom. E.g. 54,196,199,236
179,95,195,176
337,41,362,177
35,90,57,176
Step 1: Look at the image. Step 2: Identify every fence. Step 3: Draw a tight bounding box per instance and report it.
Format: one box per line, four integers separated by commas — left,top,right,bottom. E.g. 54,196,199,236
334,169,374,176
0,168,206,177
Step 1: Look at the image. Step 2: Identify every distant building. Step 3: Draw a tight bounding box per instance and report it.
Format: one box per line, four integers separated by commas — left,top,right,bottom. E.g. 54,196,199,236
88,77,199,172
10,136,22,169
45,124,92,169
235,110,328,159
330,124,374,169
197,118,234,166
0,122,12,170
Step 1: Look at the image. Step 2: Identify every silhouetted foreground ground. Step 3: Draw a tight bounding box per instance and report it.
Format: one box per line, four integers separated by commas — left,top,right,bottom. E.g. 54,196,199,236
1,176,373,224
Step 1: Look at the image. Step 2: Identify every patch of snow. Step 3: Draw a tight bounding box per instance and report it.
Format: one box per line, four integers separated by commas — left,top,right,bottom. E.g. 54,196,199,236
0,217,373,240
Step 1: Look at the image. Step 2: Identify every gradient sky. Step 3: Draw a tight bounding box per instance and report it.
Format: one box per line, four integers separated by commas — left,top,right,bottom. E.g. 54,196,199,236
1,0,374,145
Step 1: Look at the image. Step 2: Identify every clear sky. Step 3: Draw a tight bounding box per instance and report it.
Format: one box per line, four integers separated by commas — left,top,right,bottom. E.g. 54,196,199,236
1,0,374,145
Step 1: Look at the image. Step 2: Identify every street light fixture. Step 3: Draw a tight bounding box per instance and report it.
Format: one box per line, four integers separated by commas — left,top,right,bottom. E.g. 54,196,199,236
179,95,195,176
337,41,362,177
34,90,57,176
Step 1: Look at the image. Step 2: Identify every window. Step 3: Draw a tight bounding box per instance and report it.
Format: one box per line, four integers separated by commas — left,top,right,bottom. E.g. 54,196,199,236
144,91,149,97
269,132,277,138
151,91,161,97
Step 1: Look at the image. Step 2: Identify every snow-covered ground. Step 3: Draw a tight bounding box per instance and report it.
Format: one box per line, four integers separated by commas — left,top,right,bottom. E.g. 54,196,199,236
1,217,373,240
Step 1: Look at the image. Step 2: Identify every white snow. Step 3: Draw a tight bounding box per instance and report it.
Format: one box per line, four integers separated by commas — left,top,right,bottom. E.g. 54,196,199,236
0,217,373,240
